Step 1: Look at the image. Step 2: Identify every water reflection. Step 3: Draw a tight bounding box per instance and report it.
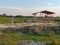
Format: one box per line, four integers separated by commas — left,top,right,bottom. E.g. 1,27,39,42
16,40,46,45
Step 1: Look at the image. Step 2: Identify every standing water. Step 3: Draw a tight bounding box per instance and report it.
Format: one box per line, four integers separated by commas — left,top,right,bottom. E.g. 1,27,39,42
16,40,46,45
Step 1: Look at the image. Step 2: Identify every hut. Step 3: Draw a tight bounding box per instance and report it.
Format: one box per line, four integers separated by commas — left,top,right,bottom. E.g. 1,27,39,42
40,10,55,23
32,10,55,23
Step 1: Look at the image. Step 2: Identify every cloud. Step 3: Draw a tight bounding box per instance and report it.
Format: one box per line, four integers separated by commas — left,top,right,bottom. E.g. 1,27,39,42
0,6,60,16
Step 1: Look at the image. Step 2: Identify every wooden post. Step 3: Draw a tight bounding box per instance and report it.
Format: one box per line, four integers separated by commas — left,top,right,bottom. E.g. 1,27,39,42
52,15,54,23
10,16,14,24
32,13,36,22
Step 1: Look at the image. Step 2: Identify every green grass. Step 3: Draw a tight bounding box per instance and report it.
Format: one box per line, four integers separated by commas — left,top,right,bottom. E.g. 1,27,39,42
0,29,60,45
0,32,49,41
0,16,60,23
0,32,49,45
0,16,31,23
0,32,60,45
0,16,60,45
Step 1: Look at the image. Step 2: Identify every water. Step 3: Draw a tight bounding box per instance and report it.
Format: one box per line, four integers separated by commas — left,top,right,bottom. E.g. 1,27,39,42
16,40,46,45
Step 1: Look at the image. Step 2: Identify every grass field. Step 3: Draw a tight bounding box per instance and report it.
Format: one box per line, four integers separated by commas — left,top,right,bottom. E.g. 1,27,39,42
0,16,60,45
0,31,60,45
0,16,60,23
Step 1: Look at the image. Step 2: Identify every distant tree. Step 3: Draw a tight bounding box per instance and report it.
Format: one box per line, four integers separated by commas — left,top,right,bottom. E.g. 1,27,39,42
0,14,2,16
2,13,7,17
15,15,23,18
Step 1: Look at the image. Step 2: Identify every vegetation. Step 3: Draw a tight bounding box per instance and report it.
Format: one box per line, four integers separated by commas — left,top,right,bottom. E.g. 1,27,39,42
0,14,60,45
0,31,49,45
0,14,60,23
0,26,60,45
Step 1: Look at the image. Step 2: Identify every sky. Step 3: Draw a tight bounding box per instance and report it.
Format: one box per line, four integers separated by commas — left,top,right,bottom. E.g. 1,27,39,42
0,0,60,16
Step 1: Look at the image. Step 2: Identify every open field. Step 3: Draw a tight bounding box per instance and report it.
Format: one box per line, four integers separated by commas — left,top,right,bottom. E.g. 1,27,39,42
0,16,60,23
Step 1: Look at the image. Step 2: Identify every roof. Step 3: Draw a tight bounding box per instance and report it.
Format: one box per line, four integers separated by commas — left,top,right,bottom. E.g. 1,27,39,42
40,10,55,15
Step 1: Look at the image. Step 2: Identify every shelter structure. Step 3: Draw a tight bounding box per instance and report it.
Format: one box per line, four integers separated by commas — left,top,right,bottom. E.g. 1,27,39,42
40,10,55,23
32,10,55,23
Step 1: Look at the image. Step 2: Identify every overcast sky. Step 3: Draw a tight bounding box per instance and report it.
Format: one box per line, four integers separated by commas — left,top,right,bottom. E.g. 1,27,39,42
0,0,60,16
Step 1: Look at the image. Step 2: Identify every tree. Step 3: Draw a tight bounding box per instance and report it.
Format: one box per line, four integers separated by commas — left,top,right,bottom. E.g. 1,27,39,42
2,13,7,17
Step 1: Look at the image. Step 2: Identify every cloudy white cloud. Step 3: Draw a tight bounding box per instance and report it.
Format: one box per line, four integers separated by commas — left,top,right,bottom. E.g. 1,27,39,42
0,6,60,16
